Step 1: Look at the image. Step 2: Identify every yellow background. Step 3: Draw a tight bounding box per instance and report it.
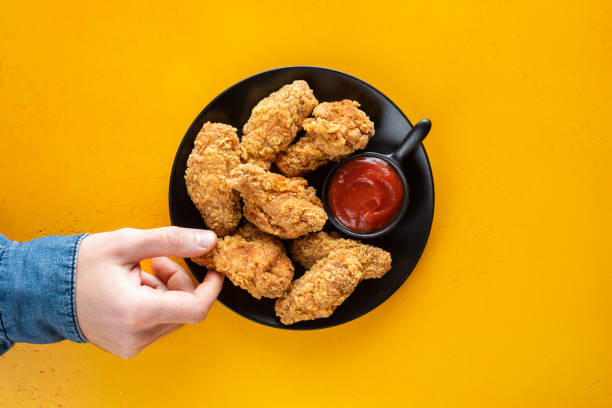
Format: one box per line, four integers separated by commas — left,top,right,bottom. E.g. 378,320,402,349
1,0,611,406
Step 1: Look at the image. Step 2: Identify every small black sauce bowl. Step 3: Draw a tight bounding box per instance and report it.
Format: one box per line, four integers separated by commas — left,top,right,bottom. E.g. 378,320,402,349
322,118,432,239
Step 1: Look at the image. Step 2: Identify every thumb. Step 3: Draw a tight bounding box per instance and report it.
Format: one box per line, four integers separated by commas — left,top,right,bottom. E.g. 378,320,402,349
110,227,217,263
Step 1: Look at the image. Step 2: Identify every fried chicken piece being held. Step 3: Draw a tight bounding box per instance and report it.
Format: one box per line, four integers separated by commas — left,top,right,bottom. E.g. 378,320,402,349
192,224,293,299
185,122,242,236
240,80,318,168
275,248,363,325
276,100,375,177
229,163,327,239
291,231,391,279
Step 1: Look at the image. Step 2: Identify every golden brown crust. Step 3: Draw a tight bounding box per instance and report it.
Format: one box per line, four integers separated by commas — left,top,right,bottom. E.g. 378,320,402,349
290,231,391,279
192,224,294,299
185,122,242,237
240,80,318,168
229,163,327,239
275,248,363,325
276,100,375,176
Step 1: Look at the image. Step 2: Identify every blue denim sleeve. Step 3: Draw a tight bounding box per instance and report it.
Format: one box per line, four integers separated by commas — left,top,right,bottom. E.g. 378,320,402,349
0,233,89,355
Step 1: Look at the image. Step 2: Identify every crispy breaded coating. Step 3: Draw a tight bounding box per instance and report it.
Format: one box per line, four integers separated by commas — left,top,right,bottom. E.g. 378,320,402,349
276,100,375,176
240,80,318,168
229,163,327,239
290,231,392,279
185,122,242,237
192,224,293,299
275,248,363,325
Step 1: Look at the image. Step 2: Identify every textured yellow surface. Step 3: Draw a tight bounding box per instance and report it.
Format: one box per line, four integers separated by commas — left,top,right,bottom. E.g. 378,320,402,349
1,1,611,406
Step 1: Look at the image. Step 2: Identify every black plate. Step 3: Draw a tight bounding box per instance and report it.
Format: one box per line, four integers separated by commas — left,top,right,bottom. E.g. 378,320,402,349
169,66,434,330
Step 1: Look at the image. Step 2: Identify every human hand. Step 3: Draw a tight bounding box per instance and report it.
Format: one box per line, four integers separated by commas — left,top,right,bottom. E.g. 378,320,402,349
75,227,224,358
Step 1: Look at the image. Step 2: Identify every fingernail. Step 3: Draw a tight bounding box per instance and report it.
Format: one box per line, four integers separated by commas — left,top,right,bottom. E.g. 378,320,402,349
196,230,217,249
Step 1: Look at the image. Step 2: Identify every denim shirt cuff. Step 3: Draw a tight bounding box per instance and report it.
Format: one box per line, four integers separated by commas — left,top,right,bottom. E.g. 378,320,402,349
0,246,11,353
0,233,89,351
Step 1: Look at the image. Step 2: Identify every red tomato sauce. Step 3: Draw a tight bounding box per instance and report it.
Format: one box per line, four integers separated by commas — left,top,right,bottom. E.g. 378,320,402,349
328,157,404,233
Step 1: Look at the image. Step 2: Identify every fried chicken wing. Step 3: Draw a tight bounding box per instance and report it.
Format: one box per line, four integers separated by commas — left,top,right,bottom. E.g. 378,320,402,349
290,231,391,279
275,248,363,325
192,224,293,299
240,80,318,168
229,163,327,239
185,122,242,236
276,100,375,176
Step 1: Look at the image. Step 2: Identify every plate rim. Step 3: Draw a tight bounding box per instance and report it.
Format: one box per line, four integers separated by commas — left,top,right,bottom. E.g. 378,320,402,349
169,65,435,330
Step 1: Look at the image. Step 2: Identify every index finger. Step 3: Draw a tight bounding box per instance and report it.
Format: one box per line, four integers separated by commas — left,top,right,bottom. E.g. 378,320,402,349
142,270,224,324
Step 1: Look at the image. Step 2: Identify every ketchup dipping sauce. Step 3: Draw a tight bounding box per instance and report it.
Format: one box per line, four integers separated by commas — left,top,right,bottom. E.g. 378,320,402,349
328,157,405,234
